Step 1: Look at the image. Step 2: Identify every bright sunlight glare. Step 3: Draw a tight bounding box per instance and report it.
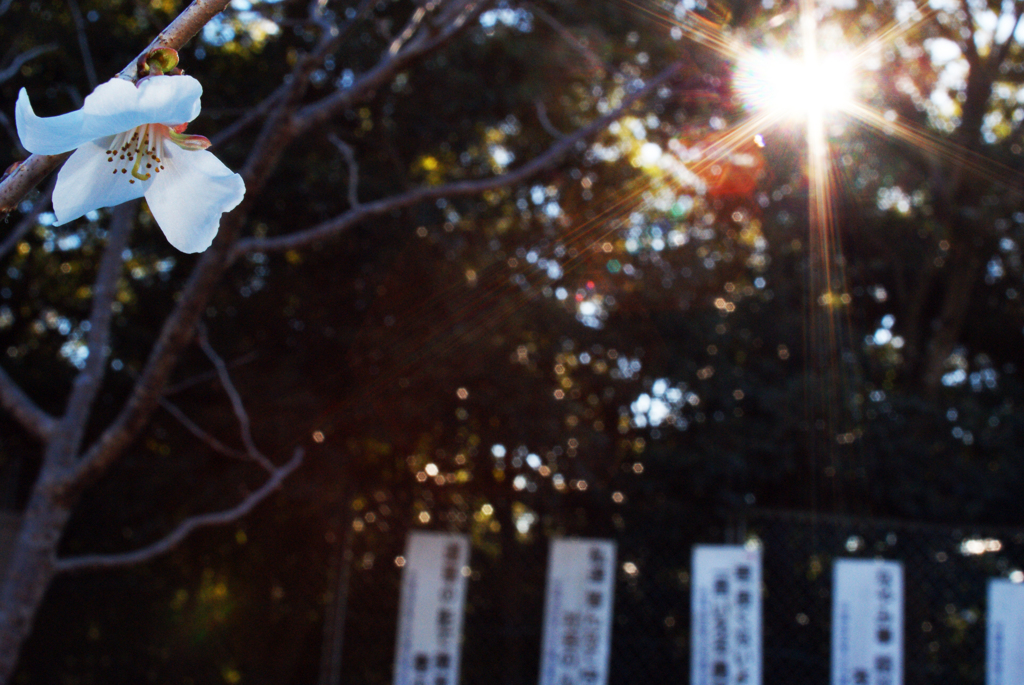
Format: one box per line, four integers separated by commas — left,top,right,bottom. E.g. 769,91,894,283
736,50,856,120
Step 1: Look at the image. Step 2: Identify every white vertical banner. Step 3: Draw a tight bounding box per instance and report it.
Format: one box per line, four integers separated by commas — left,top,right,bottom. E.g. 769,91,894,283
393,531,470,685
539,538,617,685
987,579,1024,685
690,545,763,685
831,559,903,685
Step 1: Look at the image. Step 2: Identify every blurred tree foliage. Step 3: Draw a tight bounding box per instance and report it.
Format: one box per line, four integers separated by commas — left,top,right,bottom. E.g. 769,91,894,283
2,0,1024,682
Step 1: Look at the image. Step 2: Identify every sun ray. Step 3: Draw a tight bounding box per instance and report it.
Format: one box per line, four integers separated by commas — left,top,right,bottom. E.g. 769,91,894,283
845,100,1024,190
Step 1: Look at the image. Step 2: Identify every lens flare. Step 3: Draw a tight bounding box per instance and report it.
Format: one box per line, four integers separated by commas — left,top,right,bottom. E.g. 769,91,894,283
736,49,856,119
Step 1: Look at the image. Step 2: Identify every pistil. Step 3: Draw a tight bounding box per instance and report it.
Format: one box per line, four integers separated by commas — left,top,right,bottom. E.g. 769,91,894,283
105,124,167,185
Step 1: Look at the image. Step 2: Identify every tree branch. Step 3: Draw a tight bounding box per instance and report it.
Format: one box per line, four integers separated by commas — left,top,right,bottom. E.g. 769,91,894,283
0,44,57,85
63,0,324,496
993,1,1024,69
0,178,53,262
196,324,275,473
526,1,613,77
0,367,56,442
233,60,686,257
0,153,71,222
0,181,59,440
292,0,491,135
158,397,248,460
49,203,136,471
209,84,287,147
66,0,98,89
64,240,231,501
162,350,258,395
117,0,234,81
53,448,303,574
328,133,360,208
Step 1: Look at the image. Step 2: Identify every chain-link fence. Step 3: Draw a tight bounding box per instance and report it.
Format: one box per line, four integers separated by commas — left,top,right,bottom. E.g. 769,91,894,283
330,509,1024,684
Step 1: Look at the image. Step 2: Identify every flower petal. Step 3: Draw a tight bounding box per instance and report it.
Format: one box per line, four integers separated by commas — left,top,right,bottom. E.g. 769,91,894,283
85,75,203,133
16,88,87,155
16,76,203,156
51,138,150,225
144,147,245,253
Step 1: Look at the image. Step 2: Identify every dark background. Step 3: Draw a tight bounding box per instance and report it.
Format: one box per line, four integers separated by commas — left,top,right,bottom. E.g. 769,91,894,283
2,0,1024,682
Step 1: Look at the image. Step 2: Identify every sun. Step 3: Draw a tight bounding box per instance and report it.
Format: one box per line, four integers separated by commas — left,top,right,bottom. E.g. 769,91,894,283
735,48,857,120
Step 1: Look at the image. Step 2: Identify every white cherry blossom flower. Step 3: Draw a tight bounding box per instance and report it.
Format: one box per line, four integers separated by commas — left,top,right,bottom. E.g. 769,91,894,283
15,74,245,253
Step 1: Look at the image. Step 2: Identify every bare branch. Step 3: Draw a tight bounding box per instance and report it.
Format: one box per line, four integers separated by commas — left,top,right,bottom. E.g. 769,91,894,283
117,0,235,81
46,203,137,472
957,0,980,65
993,1,1024,69
0,111,17,148
209,84,287,147
158,398,248,460
234,60,686,257
0,182,59,443
386,3,431,56
0,178,53,262
162,350,258,394
66,241,231,500
0,44,58,85
53,448,303,574
59,0,493,500
534,99,564,139
292,0,492,135
526,1,613,77
195,324,275,473
328,133,360,208
208,0,371,148
0,0,235,221
66,0,98,89
0,367,57,442
0,153,69,222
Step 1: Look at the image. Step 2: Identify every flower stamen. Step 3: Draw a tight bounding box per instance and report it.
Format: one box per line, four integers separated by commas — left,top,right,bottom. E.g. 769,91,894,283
105,124,172,183
131,150,150,181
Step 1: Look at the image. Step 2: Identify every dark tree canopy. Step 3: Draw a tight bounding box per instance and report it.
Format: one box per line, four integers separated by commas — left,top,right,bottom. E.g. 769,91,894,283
1,0,1024,682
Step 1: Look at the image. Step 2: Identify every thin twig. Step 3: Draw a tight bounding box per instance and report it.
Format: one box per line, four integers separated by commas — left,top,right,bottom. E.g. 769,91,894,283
526,1,614,77
992,1,1024,68
158,398,248,460
292,0,492,134
328,133,360,208
0,111,19,150
0,367,56,442
534,99,564,139
387,3,430,56
209,85,287,147
235,60,686,258
162,350,259,395
53,448,303,574
195,323,275,473
117,0,235,82
0,44,57,85
0,178,54,262
66,0,99,89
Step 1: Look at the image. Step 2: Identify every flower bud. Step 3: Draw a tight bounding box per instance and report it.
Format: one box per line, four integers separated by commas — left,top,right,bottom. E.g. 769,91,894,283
138,48,180,77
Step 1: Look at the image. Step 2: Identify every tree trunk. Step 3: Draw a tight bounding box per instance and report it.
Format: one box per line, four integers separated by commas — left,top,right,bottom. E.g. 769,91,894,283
919,252,982,400
0,482,72,684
